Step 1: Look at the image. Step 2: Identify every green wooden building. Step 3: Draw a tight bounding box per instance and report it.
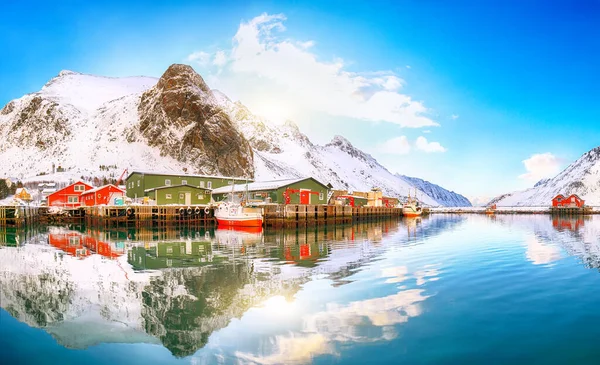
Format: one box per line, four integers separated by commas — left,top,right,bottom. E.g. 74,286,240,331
211,177,332,205
125,171,252,202
144,184,212,205
128,241,227,269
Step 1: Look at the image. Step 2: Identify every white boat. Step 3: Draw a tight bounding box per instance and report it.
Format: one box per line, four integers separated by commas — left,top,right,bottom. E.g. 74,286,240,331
214,201,263,227
213,179,263,228
402,189,423,217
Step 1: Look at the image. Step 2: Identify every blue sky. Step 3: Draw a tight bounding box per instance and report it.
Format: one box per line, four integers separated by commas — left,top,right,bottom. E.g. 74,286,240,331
2,0,599,200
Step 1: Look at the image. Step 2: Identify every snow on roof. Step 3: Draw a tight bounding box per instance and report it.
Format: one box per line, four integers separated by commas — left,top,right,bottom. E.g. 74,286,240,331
81,184,124,195
211,177,328,194
126,170,252,182
144,184,210,193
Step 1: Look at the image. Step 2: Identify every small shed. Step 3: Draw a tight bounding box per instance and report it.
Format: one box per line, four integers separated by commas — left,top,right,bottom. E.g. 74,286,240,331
144,184,212,205
47,181,94,207
552,194,585,208
211,177,331,205
80,184,125,206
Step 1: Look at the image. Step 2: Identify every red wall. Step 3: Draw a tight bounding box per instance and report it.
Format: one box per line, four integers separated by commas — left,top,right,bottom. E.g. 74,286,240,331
81,185,125,206
48,181,94,207
552,194,584,208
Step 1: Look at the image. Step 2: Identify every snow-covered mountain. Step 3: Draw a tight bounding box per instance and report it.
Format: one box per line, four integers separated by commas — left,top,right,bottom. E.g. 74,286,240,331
398,175,471,207
492,147,600,206
0,64,470,207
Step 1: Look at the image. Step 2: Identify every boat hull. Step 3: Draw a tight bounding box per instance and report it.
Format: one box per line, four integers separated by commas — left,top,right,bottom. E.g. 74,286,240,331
402,206,422,217
216,217,263,227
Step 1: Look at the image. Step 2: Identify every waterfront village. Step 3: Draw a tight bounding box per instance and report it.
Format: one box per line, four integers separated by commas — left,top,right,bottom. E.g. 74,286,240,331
1,170,400,208
0,168,591,229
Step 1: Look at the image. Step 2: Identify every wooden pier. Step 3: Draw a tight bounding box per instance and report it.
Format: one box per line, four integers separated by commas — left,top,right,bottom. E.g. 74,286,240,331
83,205,215,228
262,205,403,228
0,206,41,227
0,204,405,229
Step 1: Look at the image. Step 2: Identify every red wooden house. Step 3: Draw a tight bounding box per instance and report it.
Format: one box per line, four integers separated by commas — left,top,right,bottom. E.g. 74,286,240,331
80,184,125,206
48,231,91,259
552,194,585,208
47,181,94,207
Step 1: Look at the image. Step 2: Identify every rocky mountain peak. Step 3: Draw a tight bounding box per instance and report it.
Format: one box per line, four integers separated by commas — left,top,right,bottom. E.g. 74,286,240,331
155,64,213,99
136,63,254,178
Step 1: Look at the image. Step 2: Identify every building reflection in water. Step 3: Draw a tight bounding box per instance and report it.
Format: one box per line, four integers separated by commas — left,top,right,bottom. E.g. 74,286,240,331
0,216,465,359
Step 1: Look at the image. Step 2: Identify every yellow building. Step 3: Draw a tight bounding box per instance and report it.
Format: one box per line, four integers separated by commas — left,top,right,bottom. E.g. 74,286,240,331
15,188,32,201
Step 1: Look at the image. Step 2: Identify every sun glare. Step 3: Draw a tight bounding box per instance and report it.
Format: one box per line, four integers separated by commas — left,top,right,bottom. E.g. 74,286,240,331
259,295,297,316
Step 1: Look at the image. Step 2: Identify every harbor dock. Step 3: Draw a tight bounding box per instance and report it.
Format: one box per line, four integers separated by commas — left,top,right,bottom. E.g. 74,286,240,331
0,204,408,228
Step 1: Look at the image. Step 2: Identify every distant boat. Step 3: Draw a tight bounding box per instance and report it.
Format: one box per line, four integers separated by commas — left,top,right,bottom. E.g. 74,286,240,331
402,188,423,217
485,204,497,214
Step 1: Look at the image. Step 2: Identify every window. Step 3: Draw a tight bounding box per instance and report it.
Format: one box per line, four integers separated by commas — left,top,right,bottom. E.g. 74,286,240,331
200,181,205,188
74,185,85,192
207,181,212,189
181,180,187,185
165,179,171,186
319,192,324,200
137,180,140,187
68,196,79,203
205,190,210,195
166,246,173,254
228,180,233,185
166,194,172,199
179,193,184,200
197,194,204,200
69,237,80,246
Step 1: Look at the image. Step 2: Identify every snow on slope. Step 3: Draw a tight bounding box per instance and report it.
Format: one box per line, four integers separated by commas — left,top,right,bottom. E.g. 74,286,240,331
493,147,600,206
0,71,192,179
214,90,470,207
399,175,471,207
0,68,470,206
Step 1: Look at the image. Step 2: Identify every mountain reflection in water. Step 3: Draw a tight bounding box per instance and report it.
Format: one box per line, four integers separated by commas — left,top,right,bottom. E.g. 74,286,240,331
6,214,600,364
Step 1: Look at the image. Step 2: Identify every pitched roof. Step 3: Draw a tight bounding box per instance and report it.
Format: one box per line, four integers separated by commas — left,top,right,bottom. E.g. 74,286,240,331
211,177,329,194
126,170,253,182
144,184,211,193
48,180,94,196
81,184,125,195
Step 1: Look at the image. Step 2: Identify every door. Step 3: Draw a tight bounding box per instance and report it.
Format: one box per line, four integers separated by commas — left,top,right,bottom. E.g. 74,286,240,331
300,190,310,205
185,192,192,205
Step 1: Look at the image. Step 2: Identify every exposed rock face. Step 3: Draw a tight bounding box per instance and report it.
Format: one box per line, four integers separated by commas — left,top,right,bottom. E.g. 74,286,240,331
1,95,72,152
138,64,254,178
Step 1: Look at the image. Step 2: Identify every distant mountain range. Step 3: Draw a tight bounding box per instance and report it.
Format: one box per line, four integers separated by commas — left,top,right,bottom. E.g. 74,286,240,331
491,147,600,206
0,64,471,207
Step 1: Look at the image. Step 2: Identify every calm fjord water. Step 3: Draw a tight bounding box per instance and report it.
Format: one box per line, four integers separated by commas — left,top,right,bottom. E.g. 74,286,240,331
2,215,600,364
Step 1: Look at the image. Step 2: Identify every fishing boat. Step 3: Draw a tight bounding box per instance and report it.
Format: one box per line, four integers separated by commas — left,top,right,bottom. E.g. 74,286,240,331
214,179,263,228
485,204,496,214
402,189,423,217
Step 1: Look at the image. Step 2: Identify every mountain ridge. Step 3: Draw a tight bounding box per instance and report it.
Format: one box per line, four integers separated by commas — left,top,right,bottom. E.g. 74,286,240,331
0,64,471,207
491,147,600,206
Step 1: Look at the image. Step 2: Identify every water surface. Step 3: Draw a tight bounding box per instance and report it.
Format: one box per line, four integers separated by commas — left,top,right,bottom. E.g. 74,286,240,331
2,215,600,364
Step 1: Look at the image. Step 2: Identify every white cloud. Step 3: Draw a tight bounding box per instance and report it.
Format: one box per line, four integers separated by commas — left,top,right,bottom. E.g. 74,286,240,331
518,153,561,182
378,136,411,155
186,51,211,66
451,114,459,120
213,50,228,67
406,65,411,69
186,13,438,128
415,136,446,153
422,130,431,134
